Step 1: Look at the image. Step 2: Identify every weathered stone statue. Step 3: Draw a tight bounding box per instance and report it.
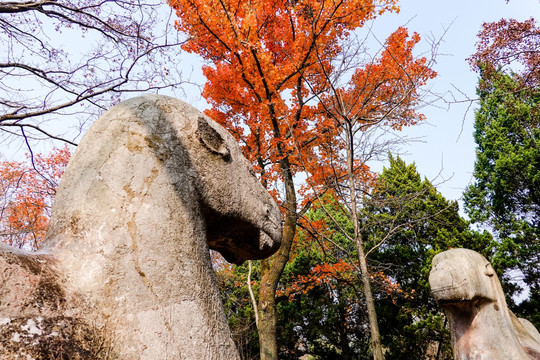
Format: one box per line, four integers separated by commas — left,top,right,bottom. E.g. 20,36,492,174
429,248,540,359
0,95,282,359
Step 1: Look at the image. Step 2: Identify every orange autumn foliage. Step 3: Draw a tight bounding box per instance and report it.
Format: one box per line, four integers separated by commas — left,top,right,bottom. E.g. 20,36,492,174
170,2,436,356
278,259,355,300
169,0,400,194
296,27,435,204
286,192,416,306
280,258,409,304
0,146,71,250
329,27,437,129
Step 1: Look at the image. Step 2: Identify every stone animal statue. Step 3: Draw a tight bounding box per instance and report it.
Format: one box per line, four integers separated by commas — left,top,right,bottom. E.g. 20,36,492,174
429,248,540,360
0,95,282,359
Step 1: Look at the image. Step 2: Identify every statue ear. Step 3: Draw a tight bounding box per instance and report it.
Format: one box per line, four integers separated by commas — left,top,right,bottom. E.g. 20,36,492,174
197,116,230,160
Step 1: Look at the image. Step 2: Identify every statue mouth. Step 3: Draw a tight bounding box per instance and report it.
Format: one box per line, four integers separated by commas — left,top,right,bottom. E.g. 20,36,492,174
434,296,496,313
431,281,495,306
431,279,469,294
430,277,478,304
206,216,281,265
257,229,281,257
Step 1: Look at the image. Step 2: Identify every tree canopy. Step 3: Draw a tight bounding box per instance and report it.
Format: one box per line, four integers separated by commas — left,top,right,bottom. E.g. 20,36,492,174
464,70,540,324
168,1,437,358
0,146,70,249
468,17,540,88
365,155,492,359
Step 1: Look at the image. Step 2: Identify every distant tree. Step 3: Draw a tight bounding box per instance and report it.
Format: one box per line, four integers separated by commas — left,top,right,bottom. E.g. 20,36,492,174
0,145,71,249
275,155,492,359
469,17,540,88
365,155,492,359
464,71,539,325
1,0,186,148
277,194,371,359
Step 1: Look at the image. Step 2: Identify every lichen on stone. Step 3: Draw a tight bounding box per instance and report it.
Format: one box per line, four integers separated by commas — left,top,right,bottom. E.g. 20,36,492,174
0,316,117,360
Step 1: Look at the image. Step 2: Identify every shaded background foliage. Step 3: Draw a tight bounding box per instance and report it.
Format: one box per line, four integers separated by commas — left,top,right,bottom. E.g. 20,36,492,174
215,155,492,359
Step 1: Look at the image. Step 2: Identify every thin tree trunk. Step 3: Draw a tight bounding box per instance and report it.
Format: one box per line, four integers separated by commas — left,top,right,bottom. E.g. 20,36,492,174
356,233,384,359
344,124,384,360
258,157,297,360
247,260,259,328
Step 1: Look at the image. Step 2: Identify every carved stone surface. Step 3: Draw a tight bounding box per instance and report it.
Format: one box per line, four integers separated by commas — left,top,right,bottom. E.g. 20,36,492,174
429,248,540,359
0,95,282,359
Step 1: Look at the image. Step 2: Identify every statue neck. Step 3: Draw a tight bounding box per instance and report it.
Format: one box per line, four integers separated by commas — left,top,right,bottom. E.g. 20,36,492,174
47,183,239,359
447,299,527,360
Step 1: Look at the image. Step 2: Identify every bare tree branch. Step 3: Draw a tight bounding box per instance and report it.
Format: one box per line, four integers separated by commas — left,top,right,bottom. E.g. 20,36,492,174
0,0,189,148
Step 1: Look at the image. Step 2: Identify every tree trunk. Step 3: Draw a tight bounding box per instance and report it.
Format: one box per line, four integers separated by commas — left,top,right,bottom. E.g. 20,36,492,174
344,124,384,360
258,259,279,359
356,233,384,360
258,157,297,360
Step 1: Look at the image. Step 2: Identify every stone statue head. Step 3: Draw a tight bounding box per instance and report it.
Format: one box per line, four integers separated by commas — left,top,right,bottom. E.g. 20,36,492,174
429,248,498,305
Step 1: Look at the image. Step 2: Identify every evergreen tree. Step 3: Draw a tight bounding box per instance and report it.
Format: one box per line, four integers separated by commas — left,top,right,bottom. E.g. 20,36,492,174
271,157,491,359
464,71,540,326
364,155,492,359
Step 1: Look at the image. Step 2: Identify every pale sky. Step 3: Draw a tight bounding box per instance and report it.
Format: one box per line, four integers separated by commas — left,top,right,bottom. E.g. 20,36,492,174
368,0,540,203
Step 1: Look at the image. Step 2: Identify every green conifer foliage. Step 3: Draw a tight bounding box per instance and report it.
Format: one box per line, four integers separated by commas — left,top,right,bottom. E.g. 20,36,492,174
272,156,491,359
363,155,492,359
464,70,540,326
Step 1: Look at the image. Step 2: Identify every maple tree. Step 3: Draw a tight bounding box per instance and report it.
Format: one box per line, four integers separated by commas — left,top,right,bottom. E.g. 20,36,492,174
1,0,186,149
169,1,401,358
468,17,540,88
168,0,444,357
0,146,71,250
293,25,437,358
